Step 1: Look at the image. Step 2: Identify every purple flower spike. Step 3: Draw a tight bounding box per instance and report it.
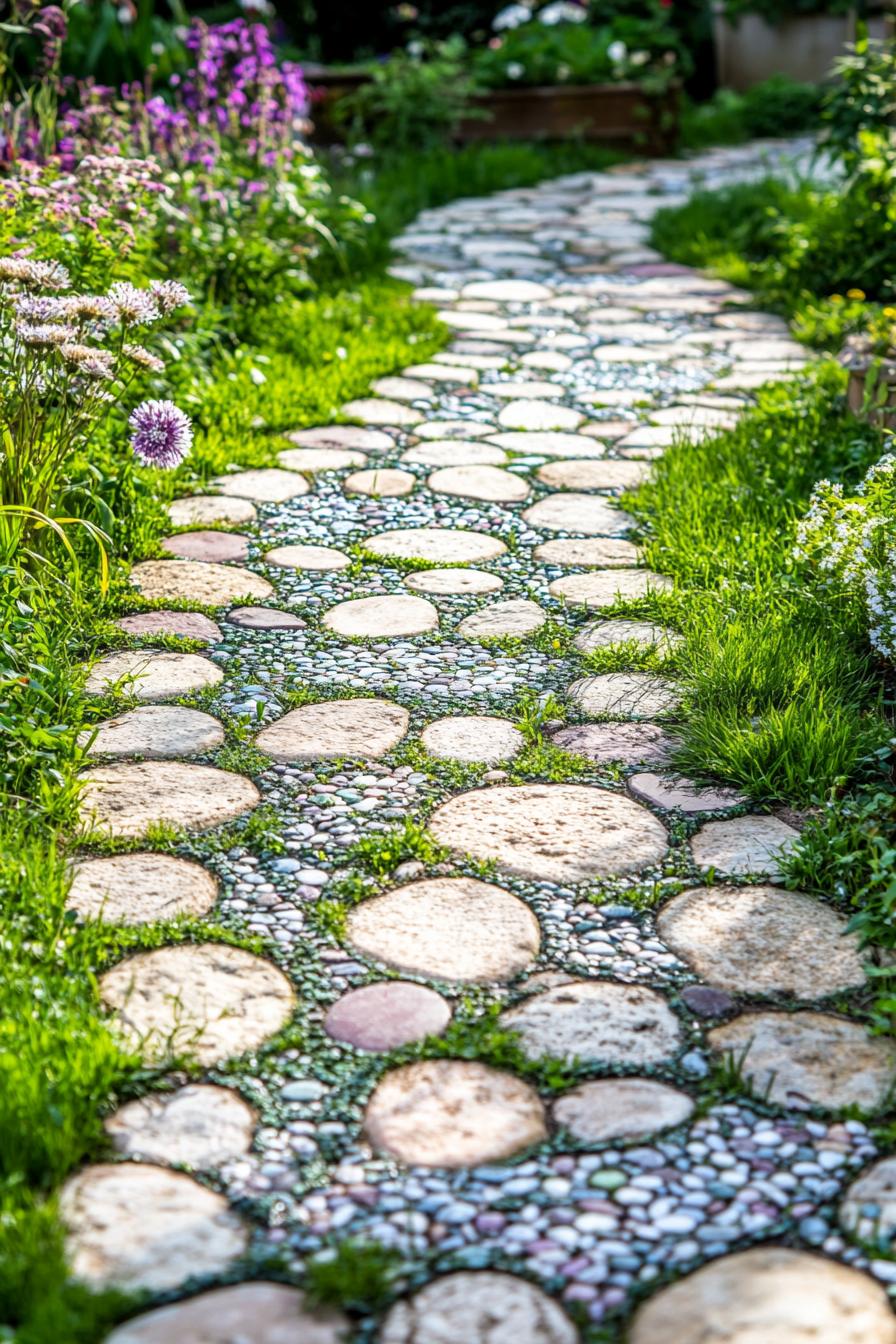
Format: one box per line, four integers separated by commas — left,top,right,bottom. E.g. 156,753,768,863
129,399,193,468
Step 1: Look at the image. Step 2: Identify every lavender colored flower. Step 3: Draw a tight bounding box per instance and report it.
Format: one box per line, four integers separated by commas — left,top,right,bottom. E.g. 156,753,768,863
129,399,193,468
60,343,115,378
17,322,77,346
148,279,191,314
106,281,160,325
0,256,71,289
123,342,165,373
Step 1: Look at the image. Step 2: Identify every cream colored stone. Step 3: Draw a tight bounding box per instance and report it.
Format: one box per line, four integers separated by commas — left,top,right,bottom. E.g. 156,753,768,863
428,465,530,502
568,672,681,718
458,598,545,640
66,853,218,925
574,619,681,653
264,543,350,570
363,527,506,563
371,375,435,402
498,400,584,431
429,783,666,882
382,1272,577,1344
105,1284,348,1344
256,698,408,762
691,814,800,878
341,397,423,425
167,495,257,527
105,1084,255,1166
538,458,651,491
344,468,416,497
463,279,553,300
404,362,480,383
364,1060,547,1167
553,1078,694,1143
101,943,295,1065
402,440,508,467
130,559,274,605
286,424,392,451
551,569,671,605
405,568,503,595
80,705,224,759
324,594,438,638
211,468,308,502
535,537,641,567
79,762,259,838
277,447,366,473
415,419,496,439
489,431,607,458
524,494,633,535
840,1156,896,1243
487,380,563,400
502,980,681,1066
84,650,222,700
422,715,523,764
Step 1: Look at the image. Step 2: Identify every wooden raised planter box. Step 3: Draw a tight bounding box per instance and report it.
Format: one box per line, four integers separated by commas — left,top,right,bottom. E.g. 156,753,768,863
840,343,896,428
457,82,680,155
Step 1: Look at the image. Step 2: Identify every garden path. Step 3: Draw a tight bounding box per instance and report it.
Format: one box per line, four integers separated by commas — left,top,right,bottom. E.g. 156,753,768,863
69,138,896,1341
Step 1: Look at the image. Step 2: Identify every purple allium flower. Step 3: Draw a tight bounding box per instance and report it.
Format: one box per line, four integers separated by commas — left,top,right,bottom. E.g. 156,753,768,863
148,279,191,314
129,399,193,468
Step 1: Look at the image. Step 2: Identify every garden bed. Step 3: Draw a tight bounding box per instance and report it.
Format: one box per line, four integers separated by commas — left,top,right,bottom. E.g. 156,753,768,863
457,81,680,154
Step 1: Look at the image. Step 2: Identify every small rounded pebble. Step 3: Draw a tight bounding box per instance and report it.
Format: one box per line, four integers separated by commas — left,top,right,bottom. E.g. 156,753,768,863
211,468,309,502
524,494,632,536
324,982,452,1052
80,705,224,759
167,495,257,527
458,598,546,639
130,559,273,605
421,715,523,763
345,467,416,497
363,527,506,563
382,1272,577,1344
115,611,221,644
501,980,681,1066
104,1283,349,1344
105,1084,255,1166
256,698,408,762
552,1078,694,1143
79,762,259,838
568,672,681,719
428,464,530,502
84,650,222,701
405,568,503,595
691,814,800,878
264,543,350,571
324,594,438,638
161,530,249,563
551,570,672,605
66,853,218,925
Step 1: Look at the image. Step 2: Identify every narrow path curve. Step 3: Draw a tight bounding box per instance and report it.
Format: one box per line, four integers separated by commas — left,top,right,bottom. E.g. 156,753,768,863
69,138,896,1341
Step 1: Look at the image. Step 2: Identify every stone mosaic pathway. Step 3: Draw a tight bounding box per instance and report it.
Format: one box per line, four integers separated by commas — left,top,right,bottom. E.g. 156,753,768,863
69,138,896,1340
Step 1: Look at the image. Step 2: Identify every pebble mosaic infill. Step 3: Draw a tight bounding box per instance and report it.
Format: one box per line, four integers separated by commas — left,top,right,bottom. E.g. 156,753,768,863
69,137,896,1342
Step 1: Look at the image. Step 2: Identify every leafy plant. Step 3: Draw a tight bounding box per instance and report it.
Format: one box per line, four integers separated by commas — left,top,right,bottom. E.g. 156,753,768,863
346,817,448,877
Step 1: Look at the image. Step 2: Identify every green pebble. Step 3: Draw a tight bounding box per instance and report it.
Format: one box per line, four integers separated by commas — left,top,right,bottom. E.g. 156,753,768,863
589,1169,627,1191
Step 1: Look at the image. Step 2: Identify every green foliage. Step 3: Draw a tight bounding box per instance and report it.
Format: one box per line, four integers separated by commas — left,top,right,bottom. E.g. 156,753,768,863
680,76,821,150
346,818,448,877
821,35,896,178
720,0,853,18
333,38,477,153
304,1240,404,1314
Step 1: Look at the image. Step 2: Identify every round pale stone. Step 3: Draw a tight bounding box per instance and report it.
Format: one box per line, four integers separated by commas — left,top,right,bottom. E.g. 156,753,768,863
66,853,218,925
344,467,416,497
538,458,651,490
363,527,506,564
324,594,438,638
211,468,308,502
568,672,681,718
501,980,681,1066
105,1284,349,1344
553,1078,694,1143
498,400,584,431
488,380,563,400
130,559,273,605
382,1272,577,1344
404,362,479,383
79,762,259,838
60,1163,247,1291
364,1060,547,1167
347,876,540,982
84,651,222,701
422,715,523,763
463,279,553,300
277,447,366,472
428,464,530,503
115,611,221,644
256,698,408,762
535,537,641,567
630,1247,896,1344
657,885,866,996
415,419,496,439
840,1156,896,1242
489,432,607,458
524,495,632,535
340,397,423,426
553,570,672,607
81,705,224,759
105,1084,255,1166
429,784,666,883
167,495,256,527
264,543,350,571
437,310,509,332
402,440,507,467
227,606,305,629
161,530,249,564
458,599,545,640
552,721,679,765
287,424,392,451
522,350,574,371
371,375,434,402
575,619,681,653
691,814,800,878
406,568,503,595
325,982,451,1051
100,943,295,1065
708,1011,896,1111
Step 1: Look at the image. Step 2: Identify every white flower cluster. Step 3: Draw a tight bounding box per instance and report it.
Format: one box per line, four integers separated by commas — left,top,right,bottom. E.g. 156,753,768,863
493,0,587,31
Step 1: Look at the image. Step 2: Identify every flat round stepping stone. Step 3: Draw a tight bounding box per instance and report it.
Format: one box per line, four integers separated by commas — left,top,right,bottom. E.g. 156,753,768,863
535,537,641,567
324,594,438,638
66,853,218,925
708,1011,896,1111
115,611,221,644
422,715,523,764
553,1077,694,1144
488,380,563,400
553,570,672,608
658,884,865,998
524,495,632,536
60,1163,246,1291
341,397,422,426
404,362,479,383
347,876,540,982
458,598,545,640
568,672,681,719
691,814,800,878
840,1156,896,1243
101,944,294,1064
415,419,496,439
438,310,509,332
84,651,222,701
363,527,506,564
364,1060,546,1167
552,721,680,765
402,440,507,467
502,980,681,1066
211,468,308,502
575,619,681,653
277,447,366,472
167,495,256,527
161,530,249,563
105,1083,255,1166
264,543,350,571
522,350,575,371
130,559,273,605
489,431,607,458
256,698,408,762
79,761,259,838
382,1272,577,1344
371,375,434,402
325,982,451,1052
429,784,666,883
81,705,225,759
105,1283,348,1344
406,568,503,595
538,458,651,491
629,772,744,812
463,279,553,300
287,424,392,451
227,606,305,630
428,464,529,503
498,400,584,431
630,1247,896,1344
344,467,416,497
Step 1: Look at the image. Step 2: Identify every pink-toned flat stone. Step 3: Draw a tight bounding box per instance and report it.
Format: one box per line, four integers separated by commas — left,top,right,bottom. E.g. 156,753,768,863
324,981,451,1051
115,611,221,645
628,772,746,813
226,607,306,630
161,530,249,563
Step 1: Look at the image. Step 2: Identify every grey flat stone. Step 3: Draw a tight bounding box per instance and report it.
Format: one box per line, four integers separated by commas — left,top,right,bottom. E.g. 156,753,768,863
691,814,800,878
84,651,222,701
277,447,366,472
524,494,633,535
80,705,225,758
568,672,681,718
226,606,306,629
574,619,681,652
363,527,506,564
115,611,221,645
325,982,451,1052
256,698,408,762
105,1083,255,1167
421,715,523,763
405,568,503,595
502,980,681,1066
551,721,680,765
458,598,545,640
628,772,745,812
551,570,672,605
534,537,641,567
286,424,392,451
553,1078,694,1144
